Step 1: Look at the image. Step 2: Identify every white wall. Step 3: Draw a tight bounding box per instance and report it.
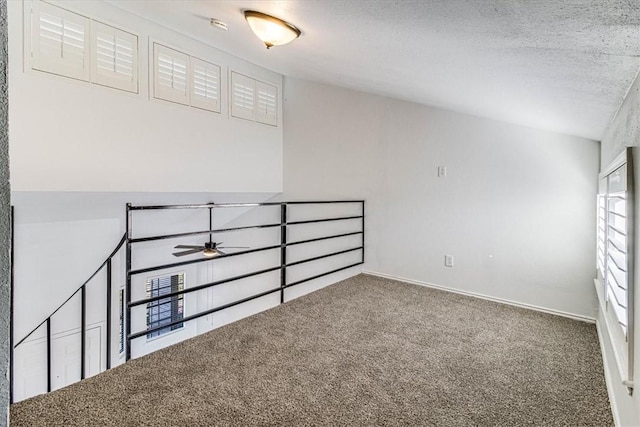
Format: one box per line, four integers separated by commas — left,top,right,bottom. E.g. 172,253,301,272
284,77,600,319
598,71,640,427
8,0,283,193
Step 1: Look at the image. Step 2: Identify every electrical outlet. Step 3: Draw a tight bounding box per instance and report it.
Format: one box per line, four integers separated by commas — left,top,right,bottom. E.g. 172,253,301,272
438,166,447,177
444,255,454,267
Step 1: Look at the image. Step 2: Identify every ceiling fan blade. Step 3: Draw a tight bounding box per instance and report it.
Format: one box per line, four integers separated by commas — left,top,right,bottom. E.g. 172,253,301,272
173,248,204,257
216,249,227,256
174,245,205,249
218,246,250,249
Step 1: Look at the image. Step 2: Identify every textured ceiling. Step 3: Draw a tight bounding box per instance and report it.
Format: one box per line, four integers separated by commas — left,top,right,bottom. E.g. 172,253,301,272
108,0,640,140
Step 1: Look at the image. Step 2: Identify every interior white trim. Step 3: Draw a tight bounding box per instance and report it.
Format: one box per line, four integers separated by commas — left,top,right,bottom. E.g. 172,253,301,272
363,270,596,323
596,319,623,427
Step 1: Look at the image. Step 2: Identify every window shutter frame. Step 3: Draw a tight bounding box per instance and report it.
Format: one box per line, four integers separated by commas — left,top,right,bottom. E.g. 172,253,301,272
31,1,90,81
90,21,138,93
190,56,221,113
153,43,189,106
230,71,256,121
255,80,278,126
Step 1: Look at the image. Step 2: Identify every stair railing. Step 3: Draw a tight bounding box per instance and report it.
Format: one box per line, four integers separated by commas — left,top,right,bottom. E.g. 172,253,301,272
11,199,365,402
10,230,127,403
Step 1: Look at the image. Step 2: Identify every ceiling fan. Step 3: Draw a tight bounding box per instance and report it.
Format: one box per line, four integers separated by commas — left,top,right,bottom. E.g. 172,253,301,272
172,241,248,258
172,205,248,258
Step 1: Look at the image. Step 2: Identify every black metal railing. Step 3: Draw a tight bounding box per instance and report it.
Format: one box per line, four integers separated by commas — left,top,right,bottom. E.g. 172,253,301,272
125,200,365,360
11,199,365,402
10,231,127,402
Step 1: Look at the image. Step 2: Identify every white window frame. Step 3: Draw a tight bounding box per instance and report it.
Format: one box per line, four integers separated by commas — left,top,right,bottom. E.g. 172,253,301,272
230,70,279,127
90,20,138,93
190,56,221,113
596,147,635,395
153,42,189,106
30,0,90,81
145,272,186,341
26,1,141,93
151,41,223,114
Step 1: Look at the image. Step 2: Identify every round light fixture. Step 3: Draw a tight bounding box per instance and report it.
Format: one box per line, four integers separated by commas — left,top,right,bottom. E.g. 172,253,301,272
244,10,301,49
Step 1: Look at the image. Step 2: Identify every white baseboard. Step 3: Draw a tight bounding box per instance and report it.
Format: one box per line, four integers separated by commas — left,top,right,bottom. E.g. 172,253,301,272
595,319,622,427
362,270,596,323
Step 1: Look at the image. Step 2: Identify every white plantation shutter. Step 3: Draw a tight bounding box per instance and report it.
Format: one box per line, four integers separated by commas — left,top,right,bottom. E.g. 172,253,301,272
91,21,138,93
153,43,189,105
596,148,635,393
190,57,220,112
31,1,90,81
255,81,278,126
230,72,256,121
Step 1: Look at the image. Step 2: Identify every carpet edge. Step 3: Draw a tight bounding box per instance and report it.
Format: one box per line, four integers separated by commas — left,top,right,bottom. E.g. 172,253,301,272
363,270,596,323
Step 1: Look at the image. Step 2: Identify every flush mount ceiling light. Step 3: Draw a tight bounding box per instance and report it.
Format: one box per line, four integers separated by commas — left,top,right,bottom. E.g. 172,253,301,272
244,10,301,49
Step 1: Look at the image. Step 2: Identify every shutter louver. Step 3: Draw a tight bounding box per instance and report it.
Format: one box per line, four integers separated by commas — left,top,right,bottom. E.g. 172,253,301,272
32,1,89,81
153,43,189,105
231,72,256,121
91,21,138,92
256,81,278,126
191,57,220,112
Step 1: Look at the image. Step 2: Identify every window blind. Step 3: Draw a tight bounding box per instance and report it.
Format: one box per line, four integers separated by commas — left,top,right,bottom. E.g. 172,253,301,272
31,1,90,81
596,147,635,395
91,21,138,92
231,71,255,121
153,43,189,105
256,81,277,126
191,57,220,112
146,273,185,339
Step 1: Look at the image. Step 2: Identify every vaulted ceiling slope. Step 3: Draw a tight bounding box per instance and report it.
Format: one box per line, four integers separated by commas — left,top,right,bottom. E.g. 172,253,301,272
109,0,640,141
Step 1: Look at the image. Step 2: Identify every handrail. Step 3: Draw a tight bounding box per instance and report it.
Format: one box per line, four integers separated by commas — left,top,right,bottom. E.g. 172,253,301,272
13,199,365,401
14,232,127,348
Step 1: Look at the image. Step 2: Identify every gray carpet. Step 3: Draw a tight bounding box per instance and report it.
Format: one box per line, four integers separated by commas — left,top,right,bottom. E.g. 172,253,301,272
11,274,613,426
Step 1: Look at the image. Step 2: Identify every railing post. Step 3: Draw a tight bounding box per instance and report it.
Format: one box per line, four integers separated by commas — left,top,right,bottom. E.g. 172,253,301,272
106,259,112,369
9,206,14,403
280,204,287,304
80,285,86,380
46,318,52,393
125,203,132,361
361,201,365,264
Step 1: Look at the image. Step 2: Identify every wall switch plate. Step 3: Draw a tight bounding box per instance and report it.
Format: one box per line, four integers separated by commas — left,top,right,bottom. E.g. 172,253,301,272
444,255,454,267
438,166,447,177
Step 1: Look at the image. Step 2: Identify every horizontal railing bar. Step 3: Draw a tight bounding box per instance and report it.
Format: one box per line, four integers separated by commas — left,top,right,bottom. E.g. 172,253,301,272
130,247,363,307
128,244,282,276
129,231,364,276
128,200,365,210
129,265,282,308
129,286,281,341
14,233,128,348
287,215,363,225
283,200,364,205
287,231,363,246
286,247,363,268
130,223,281,244
286,262,364,288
